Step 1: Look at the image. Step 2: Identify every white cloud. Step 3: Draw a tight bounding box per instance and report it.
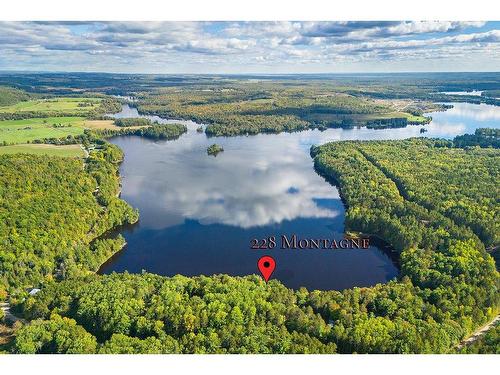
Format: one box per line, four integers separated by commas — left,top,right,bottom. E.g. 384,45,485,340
0,21,497,73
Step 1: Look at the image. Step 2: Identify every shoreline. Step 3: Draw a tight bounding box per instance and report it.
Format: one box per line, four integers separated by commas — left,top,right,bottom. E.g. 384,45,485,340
311,154,402,269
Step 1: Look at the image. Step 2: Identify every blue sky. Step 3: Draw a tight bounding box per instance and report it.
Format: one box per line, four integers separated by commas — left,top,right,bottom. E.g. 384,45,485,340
0,21,499,73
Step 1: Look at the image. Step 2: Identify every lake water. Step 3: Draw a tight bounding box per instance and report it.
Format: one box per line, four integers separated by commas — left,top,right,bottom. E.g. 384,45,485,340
440,90,483,96
99,102,499,290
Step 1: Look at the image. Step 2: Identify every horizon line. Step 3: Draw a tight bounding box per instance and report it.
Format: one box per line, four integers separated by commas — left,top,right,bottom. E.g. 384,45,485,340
0,70,499,76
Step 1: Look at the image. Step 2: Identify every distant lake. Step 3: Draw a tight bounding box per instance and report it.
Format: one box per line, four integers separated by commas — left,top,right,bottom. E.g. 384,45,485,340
99,102,499,290
440,90,483,96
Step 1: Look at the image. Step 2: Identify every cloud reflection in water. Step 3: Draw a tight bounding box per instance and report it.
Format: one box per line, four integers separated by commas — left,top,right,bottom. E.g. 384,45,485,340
117,130,341,230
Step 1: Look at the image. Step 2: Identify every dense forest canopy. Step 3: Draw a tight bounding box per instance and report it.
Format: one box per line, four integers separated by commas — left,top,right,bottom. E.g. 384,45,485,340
309,138,499,351
0,144,138,293
453,128,500,149
14,273,338,354
113,118,152,127
92,123,187,141
346,139,500,248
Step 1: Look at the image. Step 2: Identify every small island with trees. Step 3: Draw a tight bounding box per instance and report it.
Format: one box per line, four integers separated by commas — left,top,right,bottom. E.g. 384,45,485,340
207,143,224,156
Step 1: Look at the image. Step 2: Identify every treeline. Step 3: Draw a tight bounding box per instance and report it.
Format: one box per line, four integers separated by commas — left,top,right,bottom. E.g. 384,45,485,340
94,123,187,140
27,122,187,146
0,143,138,294
0,86,31,106
366,117,408,129
310,138,499,352
28,129,109,147
482,90,500,99
366,115,432,129
205,115,309,136
13,273,338,354
0,111,85,121
431,95,500,107
113,118,152,127
29,133,91,146
453,128,500,149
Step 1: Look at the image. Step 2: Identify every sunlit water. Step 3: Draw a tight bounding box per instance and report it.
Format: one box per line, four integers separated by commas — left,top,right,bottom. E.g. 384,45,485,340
439,90,483,96
99,103,499,290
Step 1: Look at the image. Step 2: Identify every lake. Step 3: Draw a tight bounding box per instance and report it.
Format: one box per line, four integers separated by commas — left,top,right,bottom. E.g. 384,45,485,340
99,102,499,290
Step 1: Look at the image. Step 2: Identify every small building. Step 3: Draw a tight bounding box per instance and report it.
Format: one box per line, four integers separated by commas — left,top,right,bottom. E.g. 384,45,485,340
28,288,41,296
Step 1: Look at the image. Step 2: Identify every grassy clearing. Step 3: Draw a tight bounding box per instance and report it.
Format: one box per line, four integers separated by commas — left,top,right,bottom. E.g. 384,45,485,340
0,117,85,144
0,98,102,114
83,119,117,130
0,144,85,157
392,112,430,124
357,112,430,124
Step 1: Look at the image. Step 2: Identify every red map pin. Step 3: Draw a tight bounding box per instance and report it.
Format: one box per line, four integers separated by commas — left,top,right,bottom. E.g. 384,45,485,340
257,255,276,282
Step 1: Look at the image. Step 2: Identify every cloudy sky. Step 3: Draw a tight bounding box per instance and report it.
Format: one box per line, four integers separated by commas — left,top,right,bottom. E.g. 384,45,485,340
0,21,499,73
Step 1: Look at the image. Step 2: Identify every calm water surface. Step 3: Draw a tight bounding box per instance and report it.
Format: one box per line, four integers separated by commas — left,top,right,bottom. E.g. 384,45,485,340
99,103,499,290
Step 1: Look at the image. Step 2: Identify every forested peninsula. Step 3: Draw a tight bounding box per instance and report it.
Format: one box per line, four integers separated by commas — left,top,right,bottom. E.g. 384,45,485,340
0,142,139,291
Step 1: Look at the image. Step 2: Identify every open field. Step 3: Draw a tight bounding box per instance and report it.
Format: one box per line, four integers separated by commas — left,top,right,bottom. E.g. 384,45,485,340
0,97,102,114
0,118,152,145
0,117,85,144
0,144,85,157
83,119,119,130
